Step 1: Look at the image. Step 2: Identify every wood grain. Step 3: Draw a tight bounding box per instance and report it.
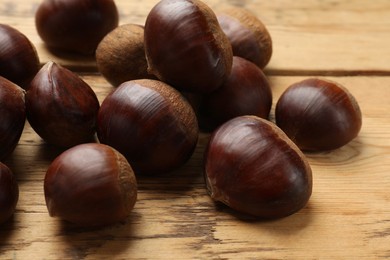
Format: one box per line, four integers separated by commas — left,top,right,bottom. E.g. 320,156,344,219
0,0,389,259
0,74,389,259
1,0,390,73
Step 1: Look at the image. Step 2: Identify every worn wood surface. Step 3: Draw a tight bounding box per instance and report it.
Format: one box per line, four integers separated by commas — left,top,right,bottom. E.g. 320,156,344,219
0,0,390,259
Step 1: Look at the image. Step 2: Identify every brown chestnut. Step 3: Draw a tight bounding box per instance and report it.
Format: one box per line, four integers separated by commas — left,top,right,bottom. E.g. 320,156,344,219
26,61,100,147
96,24,155,87
44,143,137,227
216,6,272,69
0,76,26,160
275,78,362,151
144,0,233,93
197,56,272,131
0,162,19,224
204,116,312,219
0,24,40,88
97,79,199,175
35,0,119,55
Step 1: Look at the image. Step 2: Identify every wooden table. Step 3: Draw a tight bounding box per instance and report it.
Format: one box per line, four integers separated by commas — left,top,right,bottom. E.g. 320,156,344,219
1,0,389,259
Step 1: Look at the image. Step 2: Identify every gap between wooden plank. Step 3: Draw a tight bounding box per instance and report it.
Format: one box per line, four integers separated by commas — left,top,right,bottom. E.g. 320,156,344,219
265,69,390,77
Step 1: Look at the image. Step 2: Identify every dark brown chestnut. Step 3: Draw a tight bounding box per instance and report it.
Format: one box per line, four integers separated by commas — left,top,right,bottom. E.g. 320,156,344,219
275,78,362,151
26,61,100,147
144,0,233,93
0,24,40,89
96,24,155,87
216,6,272,69
196,56,272,131
204,116,312,219
0,76,26,160
44,143,137,227
97,79,199,175
0,162,19,224
35,0,119,55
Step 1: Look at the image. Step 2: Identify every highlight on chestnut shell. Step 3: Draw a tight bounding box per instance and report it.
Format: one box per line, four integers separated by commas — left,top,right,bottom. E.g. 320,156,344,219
44,143,137,227
0,24,40,89
204,116,313,219
275,78,362,151
35,0,119,55
196,56,272,132
0,76,26,161
26,61,100,148
216,6,273,69
97,79,199,175
144,0,233,93
0,162,19,225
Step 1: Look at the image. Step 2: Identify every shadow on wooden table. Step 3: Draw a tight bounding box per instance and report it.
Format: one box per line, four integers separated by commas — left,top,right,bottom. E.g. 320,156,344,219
213,198,314,228
0,215,17,244
52,211,141,258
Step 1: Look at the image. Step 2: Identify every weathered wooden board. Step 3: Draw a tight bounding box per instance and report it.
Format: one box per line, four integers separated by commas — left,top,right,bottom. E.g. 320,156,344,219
0,0,389,73
0,0,390,259
0,75,389,259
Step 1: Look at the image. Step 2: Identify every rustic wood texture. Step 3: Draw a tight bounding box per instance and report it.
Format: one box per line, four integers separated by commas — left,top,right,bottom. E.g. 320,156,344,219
1,0,390,74
0,0,390,259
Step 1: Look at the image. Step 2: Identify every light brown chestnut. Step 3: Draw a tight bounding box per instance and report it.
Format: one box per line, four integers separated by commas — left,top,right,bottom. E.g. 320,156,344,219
216,6,272,69
0,162,19,224
0,76,26,160
44,143,137,227
97,79,199,175
26,61,100,147
96,24,155,87
204,116,312,219
144,0,233,93
0,24,40,88
35,0,119,55
275,78,362,151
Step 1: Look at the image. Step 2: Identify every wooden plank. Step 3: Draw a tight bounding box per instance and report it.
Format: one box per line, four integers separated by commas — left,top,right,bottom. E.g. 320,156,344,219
0,75,389,259
0,0,389,73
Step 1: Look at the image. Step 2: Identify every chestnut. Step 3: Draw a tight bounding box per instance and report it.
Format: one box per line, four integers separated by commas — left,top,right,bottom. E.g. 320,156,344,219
26,61,100,147
0,162,19,224
96,24,155,87
0,24,40,89
204,116,312,219
197,56,272,131
44,143,137,227
216,6,273,69
35,0,119,55
0,76,26,160
97,79,199,175
144,0,233,93
275,78,362,151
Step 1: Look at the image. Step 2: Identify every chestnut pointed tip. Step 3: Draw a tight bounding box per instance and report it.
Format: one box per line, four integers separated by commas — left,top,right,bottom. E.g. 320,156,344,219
26,61,100,148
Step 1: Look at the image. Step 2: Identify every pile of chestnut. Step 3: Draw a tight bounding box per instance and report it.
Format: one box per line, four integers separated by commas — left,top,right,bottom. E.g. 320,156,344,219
0,0,362,227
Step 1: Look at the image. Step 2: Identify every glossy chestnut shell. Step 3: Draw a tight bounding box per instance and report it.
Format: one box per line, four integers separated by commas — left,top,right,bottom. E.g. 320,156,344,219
216,6,273,69
44,143,137,227
97,79,199,175
144,0,233,93
204,116,312,219
0,76,26,160
26,61,100,147
35,0,119,55
275,78,362,151
0,162,19,224
0,24,40,88
96,24,154,87
197,56,272,131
